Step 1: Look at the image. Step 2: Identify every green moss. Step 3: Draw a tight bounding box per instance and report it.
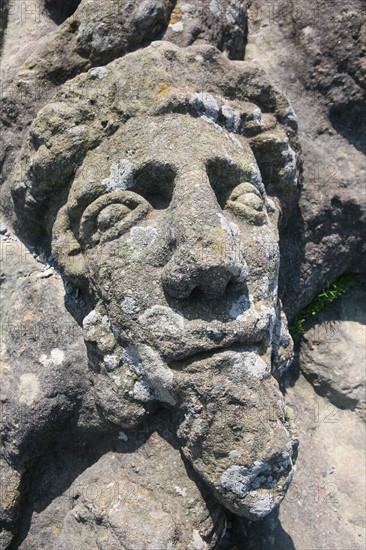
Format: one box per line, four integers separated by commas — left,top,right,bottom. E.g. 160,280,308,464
335,10,360,23
289,274,356,341
66,17,79,33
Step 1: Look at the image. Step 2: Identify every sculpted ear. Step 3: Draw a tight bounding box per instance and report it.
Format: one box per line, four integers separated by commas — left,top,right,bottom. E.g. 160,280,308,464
52,206,86,286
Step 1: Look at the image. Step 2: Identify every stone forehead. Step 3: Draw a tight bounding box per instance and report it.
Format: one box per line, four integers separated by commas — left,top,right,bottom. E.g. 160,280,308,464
70,114,258,199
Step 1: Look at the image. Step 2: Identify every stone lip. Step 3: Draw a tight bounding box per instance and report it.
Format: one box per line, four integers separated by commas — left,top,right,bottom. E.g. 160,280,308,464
136,314,271,362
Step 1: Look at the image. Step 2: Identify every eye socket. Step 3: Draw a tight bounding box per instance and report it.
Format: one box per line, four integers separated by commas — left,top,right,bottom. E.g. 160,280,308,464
206,159,244,209
79,191,150,248
226,182,267,225
206,159,267,224
133,162,176,210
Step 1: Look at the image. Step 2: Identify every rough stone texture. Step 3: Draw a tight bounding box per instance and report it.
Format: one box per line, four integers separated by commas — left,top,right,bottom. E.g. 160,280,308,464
300,282,366,419
245,0,366,320
0,225,90,543
0,0,248,206
0,0,365,548
162,0,247,59
278,0,365,150
225,373,366,550
1,0,365,319
0,0,176,201
173,352,297,519
15,422,225,549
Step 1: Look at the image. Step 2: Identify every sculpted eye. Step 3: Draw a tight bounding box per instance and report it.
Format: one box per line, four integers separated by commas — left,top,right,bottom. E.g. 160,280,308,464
226,183,267,225
79,191,150,248
206,158,267,224
97,203,130,232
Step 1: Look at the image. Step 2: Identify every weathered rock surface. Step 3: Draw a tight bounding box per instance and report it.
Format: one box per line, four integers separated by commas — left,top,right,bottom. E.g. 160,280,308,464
162,0,247,59
11,41,300,241
0,0,175,197
0,0,248,205
246,0,366,319
1,38,302,546
300,282,366,418
0,225,90,543
15,423,225,549
1,0,365,320
10,40,300,520
222,283,366,548
174,352,297,519
0,0,365,548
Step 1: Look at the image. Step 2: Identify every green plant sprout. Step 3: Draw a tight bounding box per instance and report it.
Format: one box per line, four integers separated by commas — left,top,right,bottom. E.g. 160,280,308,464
290,273,356,341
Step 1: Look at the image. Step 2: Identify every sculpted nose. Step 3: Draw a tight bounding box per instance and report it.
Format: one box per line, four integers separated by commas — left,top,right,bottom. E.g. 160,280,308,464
161,176,248,300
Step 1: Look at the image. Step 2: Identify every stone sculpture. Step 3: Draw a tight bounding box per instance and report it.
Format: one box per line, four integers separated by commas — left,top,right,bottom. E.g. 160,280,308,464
1,0,364,547
11,41,300,521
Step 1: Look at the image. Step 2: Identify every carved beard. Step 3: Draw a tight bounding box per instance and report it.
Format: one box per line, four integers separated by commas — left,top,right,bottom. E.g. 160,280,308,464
81,295,296,520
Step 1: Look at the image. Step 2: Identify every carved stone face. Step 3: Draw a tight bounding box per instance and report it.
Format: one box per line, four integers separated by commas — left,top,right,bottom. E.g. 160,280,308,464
61,114,279,347
13,42,299,520
54,113,281,363
52,113,296,518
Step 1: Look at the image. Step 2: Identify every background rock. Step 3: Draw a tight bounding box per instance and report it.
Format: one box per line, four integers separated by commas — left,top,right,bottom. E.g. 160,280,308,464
0,225,91,543
13,417,225,549
0,0,365,548
162,0,247,59
246,0,366,319
300,281,366,418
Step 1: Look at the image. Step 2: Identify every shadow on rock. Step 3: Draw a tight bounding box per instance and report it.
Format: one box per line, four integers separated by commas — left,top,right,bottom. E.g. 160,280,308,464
230,507,295,550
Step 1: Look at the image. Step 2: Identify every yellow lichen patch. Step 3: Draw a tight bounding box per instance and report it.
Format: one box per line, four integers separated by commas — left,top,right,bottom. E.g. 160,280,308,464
18,60,37,75
0,461,21,510
284,404,296,421
53,527,61,535
169,5,183,25
23,309,42,322
259,352,270,363
158,83,170,95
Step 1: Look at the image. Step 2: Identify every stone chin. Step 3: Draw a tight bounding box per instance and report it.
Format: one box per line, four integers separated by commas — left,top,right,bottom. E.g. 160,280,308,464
171,348,297,520
219,456,295,519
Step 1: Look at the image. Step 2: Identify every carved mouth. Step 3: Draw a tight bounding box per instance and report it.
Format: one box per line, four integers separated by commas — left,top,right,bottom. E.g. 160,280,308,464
140,313,272,363
167,342,267,369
